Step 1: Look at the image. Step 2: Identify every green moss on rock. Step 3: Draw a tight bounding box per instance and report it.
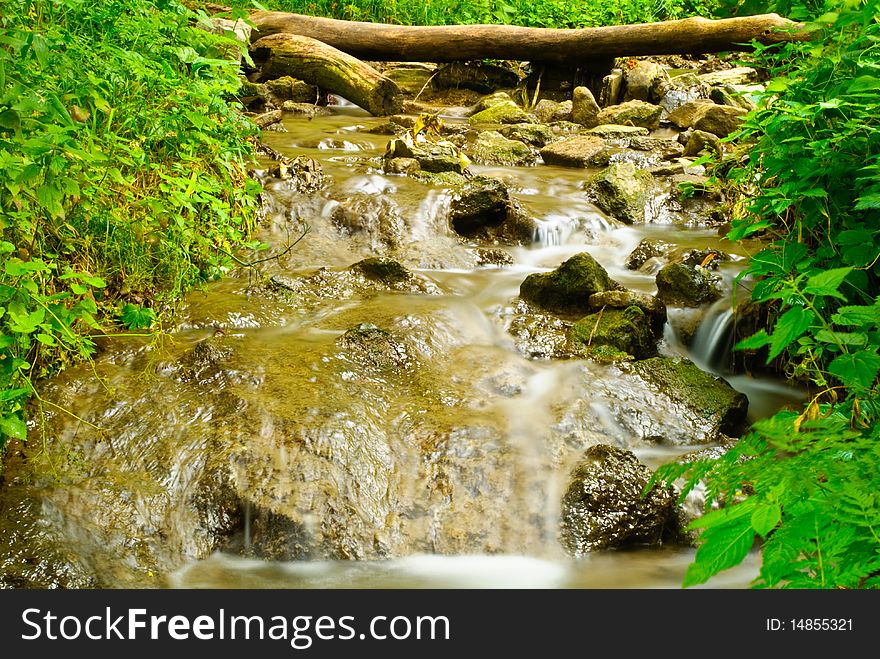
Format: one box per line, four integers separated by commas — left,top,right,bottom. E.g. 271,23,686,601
570,305,656,360
519,252,617,315
350,257,411,284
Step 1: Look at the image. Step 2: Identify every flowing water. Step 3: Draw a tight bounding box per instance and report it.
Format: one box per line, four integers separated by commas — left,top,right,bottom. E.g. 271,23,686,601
0,105,802,589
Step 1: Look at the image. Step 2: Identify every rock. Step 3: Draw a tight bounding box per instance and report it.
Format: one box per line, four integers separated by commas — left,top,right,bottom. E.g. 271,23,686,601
473,91,514,114
585,162,654,224
519,252,617,315
329,194,407,250
697,66,757,86
625,238,674,270
655,263,722,307
433,61,520,94
468,130,536,167
384,157,421,175
506,301,575,359
594,100,662,130
584,124,649,139
350,257,411,284
384,62,436,94
599,68,624,107
385,135,462,173
539,135,606,168
629,357,749,438
658,72,709,113
629,136,685,160
533,99,573,123
498,123,554,147
683,129,723,157
336,323,411,372
710,84,755,111
571,86,600,126
253,109,283,128
623,61,669,103
693,105,748,137
178,336,233,384
559,444,679,555
666,100,716,129
468,100,533,125
475,248,513,266
588,290,667,335
264,155,325,193
570,305,657,361
266,76,319,104
448,175,509,236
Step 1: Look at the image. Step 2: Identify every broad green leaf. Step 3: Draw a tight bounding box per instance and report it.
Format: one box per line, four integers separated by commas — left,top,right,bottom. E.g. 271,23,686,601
803,267,852,299
828,351,880,389
768,306,814,361
120,304,155,330
734,329,772,351
831,304,880,327
685,503,756,587
814,330,868,346
0,387,29,402
34,332,56,346
0,414,27,440
0,108,20,130
848,76,880,93
751,502,782,538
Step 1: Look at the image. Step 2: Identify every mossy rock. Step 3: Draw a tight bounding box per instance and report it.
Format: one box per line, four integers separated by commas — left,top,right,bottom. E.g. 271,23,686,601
519,252,617,315
594,100,663,130
560,444,680,555
655,262,721,307
448,175,510,236
498,123,554,148
350,257,411,284
468,100,532,125
336,323,411,372
585,162,654,224
570,305,656,360
468,130,536,167
631,357,749,436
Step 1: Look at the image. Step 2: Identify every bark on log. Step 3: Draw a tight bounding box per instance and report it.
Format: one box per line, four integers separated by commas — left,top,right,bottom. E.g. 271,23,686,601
249,12,807,63
251,34,403,116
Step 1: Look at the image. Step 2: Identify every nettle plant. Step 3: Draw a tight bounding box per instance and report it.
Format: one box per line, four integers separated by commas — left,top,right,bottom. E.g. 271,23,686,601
655,2,880,588
0,0,262,448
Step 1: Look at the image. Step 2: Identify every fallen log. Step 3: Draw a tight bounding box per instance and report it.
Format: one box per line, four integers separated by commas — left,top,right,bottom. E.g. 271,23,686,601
251,34,403,116
248,12,807,64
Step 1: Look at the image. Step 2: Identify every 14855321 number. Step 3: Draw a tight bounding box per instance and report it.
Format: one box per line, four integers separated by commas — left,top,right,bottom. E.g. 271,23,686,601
790,619,852,631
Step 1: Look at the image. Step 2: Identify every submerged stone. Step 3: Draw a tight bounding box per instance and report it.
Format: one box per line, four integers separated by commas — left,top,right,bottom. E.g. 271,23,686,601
448,175,510,236
560,444,679,555
519,252,617,315
350,257,411,284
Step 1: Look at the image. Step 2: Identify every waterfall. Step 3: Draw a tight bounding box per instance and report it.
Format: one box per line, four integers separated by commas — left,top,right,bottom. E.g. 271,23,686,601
690,301,735,373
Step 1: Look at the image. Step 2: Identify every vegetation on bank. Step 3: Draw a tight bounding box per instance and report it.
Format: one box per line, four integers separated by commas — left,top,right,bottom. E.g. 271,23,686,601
0,0,261,449
249,0,720,28
655,0,880,588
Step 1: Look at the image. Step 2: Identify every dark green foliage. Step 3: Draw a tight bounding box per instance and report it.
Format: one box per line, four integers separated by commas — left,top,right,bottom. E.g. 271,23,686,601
0,0,261,448
655,0,880,589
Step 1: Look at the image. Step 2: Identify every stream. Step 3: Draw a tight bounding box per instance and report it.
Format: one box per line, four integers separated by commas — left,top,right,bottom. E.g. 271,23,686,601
0,102,802,589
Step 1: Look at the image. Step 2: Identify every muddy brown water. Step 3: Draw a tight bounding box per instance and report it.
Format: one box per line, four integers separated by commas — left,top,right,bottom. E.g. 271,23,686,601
0,105,801,589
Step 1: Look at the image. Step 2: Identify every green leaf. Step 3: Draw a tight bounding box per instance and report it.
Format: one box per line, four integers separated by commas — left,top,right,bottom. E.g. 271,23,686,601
734,329,772,351
848,76,880,93
751,502,782,538
684,503,756,587
35,332,56,346
828,351,880,389
814,330,868,346
803,267,852,299
768,306,814,361
0,414,27,440
120,304,155,330
831,304,880,327
0,387,29,402
0,108,20,130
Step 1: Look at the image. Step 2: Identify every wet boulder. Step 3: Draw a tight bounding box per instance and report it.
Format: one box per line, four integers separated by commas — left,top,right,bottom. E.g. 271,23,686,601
559,444,679,555
629,357,749,438
570,305,657,361
682,129,723,157
584,162,655,224
266,76,320,105
667,100,716,129
384,135,463,173
448,175,510,236
350,257,412,285
655,262,722,307
499,123,554,148
468,130,536,167
599,68,624,106
433,61,520,94
588,290,667,335
669,101,747,137
177,336,234,384
710,84,756,111
539,135,606,168
472,91,515,113
622,61,669,103
626,238,674,270
571,86,600,126
468,100,533,125
584,124,649,139
629,136,685,161
506,300,575,360
533,99,573,123
697,66,758,86
595,100,663,130
519,252,617,316
657,72,709,113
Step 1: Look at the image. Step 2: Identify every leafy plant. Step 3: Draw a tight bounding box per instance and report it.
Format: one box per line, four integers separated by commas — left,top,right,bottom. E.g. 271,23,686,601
654,0,880,589
0,0,262,451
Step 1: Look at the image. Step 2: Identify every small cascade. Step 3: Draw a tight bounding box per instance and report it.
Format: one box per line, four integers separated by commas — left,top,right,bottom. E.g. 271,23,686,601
690,301,735,373
533,214,580,247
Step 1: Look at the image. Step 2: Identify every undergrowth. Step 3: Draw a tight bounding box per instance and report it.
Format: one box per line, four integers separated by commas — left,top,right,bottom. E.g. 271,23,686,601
0,0,262,450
